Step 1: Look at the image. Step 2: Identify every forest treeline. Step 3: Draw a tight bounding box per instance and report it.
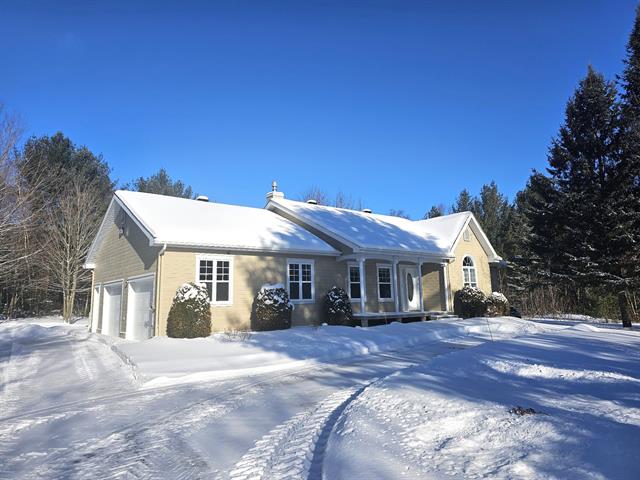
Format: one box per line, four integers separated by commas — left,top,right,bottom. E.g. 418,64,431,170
1,9,639,323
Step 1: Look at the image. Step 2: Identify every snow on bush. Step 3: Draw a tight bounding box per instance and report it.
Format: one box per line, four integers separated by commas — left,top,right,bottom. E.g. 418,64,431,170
254,283,293,331
323,286,354,326
486,292,509,317
454,286,488,318
166,282,212,338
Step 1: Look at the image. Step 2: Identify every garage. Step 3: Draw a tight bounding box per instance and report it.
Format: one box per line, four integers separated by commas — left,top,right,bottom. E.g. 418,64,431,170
101,282,123,337
125,275,155,340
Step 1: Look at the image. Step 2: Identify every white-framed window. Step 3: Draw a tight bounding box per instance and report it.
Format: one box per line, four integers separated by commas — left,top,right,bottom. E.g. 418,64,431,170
463,228,471,242
197,255,233,305
462,255,477,288
347,262,361,301
287,259,314,303
377,264,393,302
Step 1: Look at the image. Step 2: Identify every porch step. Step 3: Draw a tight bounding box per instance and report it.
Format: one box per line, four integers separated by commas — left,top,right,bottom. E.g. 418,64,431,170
427,311,460,321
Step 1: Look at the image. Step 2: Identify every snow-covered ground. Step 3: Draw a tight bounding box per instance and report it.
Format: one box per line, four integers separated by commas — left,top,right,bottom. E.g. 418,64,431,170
325,322,640,480
114,317,543,388
0,316,638,479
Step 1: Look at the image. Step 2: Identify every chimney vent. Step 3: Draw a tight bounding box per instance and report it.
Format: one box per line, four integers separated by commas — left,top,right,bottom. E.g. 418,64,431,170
196,195,209,202
306,199,318,205
362,208,372,214
266,180,285,201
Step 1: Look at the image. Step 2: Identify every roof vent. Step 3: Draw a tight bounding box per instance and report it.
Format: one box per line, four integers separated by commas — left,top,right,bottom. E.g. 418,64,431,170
306,199,318,205
196,195,209,202
362,208,372,214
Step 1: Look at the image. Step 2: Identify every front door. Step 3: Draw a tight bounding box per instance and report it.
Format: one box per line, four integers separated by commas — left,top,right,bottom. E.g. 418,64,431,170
399,265,421,311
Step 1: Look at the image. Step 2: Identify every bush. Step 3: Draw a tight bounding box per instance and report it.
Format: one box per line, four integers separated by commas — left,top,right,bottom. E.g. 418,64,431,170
254,284,293,331
166,282,212,338
324,286,354,326
486,292,510,317
454,286,487,319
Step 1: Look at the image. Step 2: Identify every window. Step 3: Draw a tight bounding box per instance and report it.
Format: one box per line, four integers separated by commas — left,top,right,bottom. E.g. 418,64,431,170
288,259,314,302
377,265,393,301
347,263,361,300
198,256,233,304
462,256,477,288
463,228,471,242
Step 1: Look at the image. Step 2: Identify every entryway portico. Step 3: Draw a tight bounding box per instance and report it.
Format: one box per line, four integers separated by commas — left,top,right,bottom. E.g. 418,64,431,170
338,253,452,327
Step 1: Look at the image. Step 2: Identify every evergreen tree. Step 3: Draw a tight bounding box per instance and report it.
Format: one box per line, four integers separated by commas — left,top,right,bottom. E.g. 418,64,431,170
130,168,194,198
617,6,640,299
451,189,474,213
17,132,114,319
425,205,444,218
527,67,621,292
472,182,510,255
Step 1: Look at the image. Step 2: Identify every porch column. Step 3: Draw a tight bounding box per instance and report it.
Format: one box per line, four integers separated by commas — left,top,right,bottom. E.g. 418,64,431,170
392,257,400,313
358,256,367,326
441,262,451,311
417,259,424,313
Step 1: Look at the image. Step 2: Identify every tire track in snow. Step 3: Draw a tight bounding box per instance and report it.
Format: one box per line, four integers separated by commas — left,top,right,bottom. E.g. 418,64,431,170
223,381,376,480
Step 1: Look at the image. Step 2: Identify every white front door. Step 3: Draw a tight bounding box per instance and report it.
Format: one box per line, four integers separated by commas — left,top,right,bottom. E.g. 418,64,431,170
126,276,155,341
399,265,421,311
102,282,123,337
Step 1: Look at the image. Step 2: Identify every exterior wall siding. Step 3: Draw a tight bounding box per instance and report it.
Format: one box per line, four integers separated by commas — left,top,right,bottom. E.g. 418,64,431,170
91,212,159,336
446,225,493,307
421,263,445,311
157,249,345,334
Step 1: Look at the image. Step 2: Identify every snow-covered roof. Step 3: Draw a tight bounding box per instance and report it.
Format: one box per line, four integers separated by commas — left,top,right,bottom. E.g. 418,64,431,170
85,191,339,267
267,198,501,261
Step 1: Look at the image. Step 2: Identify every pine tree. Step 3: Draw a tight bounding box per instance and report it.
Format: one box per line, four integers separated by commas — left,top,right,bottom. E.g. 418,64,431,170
451,189,474,213
528,67,621,292
617,6,640,307
425,205,444,218
129,168,195,198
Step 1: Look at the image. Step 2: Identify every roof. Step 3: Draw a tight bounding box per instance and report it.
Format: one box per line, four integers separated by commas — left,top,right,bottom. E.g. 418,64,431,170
85,191,339,267
267,198,501,261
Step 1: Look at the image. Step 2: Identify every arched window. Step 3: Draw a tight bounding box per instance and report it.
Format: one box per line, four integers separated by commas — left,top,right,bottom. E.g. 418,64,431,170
462,256,477,288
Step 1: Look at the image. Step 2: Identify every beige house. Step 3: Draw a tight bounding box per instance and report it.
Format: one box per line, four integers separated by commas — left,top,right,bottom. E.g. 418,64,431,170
85,185,501,340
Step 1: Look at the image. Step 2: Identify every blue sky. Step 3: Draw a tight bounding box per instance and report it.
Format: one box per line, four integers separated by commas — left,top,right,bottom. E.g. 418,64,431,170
1,1,636,218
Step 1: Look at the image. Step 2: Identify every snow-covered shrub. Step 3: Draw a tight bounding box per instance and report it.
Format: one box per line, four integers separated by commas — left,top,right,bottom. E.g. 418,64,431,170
454,286,487,319
486,292,509,317
254,284,293,331
323,286,354,326
166,282,211,338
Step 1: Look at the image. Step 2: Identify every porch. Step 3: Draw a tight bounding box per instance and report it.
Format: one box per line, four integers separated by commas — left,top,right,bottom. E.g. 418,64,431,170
340,254,455,327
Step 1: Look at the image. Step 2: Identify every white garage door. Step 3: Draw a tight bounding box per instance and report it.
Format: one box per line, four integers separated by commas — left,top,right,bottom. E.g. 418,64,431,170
102,282,123,337
91,286,100,333
126,276,155,341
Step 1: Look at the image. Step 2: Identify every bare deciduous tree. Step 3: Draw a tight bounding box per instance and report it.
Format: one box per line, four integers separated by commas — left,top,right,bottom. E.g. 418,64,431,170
42,177,105,320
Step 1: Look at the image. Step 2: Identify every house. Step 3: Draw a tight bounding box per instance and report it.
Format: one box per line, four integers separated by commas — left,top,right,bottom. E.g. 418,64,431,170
84,185,501,340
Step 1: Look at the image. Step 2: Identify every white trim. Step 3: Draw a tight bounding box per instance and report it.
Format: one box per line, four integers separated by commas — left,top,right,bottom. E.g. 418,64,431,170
449,213,502,263
286,258,316,304
196,254,234,306
462,255,478,288
376,263,394,303
152,240,340,257
346,262,361,302
358,257,367,318
90,284,101,333
442,262,451,311
417,260,424,313
392,258,400,312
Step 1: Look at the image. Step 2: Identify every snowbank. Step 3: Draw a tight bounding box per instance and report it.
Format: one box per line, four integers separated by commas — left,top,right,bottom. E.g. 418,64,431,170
114,317,545,388
325,323,640,479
